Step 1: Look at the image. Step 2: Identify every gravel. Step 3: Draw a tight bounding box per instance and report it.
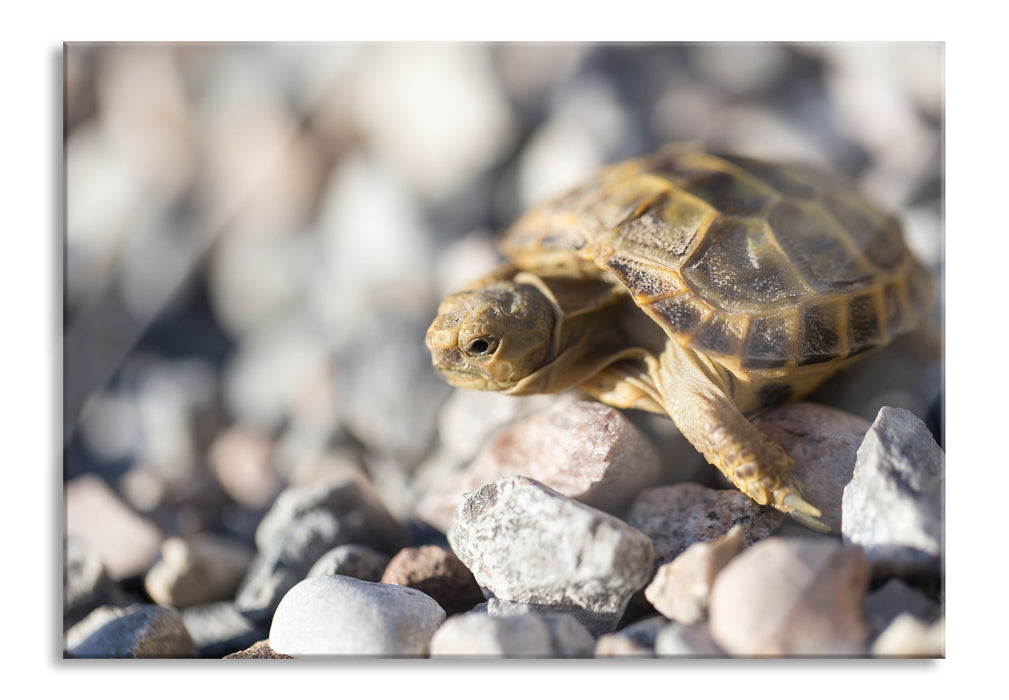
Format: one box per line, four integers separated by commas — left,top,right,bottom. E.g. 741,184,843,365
63,43,943,659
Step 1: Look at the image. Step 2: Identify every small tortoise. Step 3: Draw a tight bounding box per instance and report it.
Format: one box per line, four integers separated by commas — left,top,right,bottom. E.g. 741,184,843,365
426,144,931,530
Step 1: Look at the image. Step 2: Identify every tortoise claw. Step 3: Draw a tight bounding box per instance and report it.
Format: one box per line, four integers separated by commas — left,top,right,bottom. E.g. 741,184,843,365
781,493,830,532
788,508,831,533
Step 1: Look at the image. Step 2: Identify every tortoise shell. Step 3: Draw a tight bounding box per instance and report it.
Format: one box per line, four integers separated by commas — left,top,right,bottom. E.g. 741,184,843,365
500,145,931,372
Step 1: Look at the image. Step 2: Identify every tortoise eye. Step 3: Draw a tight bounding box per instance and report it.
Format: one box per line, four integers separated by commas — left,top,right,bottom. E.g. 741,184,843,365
464,337,498,357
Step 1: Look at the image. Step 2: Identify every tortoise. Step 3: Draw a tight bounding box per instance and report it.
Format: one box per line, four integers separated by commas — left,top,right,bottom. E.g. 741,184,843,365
426,144,932,530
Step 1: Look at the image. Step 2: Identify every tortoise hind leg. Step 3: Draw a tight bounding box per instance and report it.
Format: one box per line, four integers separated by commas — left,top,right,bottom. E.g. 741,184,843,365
651,343,828,531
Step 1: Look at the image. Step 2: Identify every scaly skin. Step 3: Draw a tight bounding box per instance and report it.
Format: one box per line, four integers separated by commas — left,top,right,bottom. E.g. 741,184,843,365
646,343,826,529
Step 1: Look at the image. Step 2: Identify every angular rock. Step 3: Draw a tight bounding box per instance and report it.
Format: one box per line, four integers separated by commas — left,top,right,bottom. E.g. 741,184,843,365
181,601,268,659
380,545,485,616
625,483,783,569
863,578,942,639
430,611,593,658
752,402,872,532
65,604,197,658
708,537,870,656
420,401,662,531
268,575,446,656
871,613,944,657
64,475,163,580
145,534,254,608
644,525,745,624
594,616,666,657
223,639,293,659
64,538,129,631
448,476,654,635
654,621,726,657
307,544,390,582
842,407,944,578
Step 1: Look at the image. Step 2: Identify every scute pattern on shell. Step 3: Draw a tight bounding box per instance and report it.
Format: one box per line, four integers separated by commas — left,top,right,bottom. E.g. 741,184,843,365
501,145,929,372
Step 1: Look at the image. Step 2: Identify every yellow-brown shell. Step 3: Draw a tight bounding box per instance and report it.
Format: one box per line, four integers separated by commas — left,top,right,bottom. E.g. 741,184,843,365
501,145,932,372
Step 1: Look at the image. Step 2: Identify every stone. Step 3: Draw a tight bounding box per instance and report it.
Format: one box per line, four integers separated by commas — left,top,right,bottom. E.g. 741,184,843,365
430,611,593,658
268,575,446,656
644,524,745,624
307,544,390,581
65,604,197,658
863,578,942,639
752,402,872,532
654,621,726,657
144,534,254,608
236,510,361,620
334,319,451,469
448,476,654,635
594,616,666,657
223,639,293,659
624,483,783,569
842,407,944,578
64,538,129,631
253,473,408,554
871,614,944,658
380,545,485,616
708,537,870,656
180,601,268,659
423,401,662,531
207,425,283,509
347,44,515,201
64,475,163,580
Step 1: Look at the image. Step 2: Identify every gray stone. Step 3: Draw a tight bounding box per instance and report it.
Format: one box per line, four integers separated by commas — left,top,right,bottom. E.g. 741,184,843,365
235,510,354,620
752,402,872,532
144,534,254,608
268,575,446,656
334,318,451,468
64,538,129,631
594,616,666,657
644,524,745,624
430,612,551,657
65,604,197,658
430,611,593,658
708,537,870,656
863,578,942,639
654,621,726,657
307,544,390,581
842,407,944,578
64,475,163,580
625,483,783,569
181,601,268,659
448,476,654,635
253,473,408,554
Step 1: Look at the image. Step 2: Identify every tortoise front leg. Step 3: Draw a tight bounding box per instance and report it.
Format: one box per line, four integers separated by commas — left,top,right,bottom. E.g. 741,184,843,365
650,344,827,531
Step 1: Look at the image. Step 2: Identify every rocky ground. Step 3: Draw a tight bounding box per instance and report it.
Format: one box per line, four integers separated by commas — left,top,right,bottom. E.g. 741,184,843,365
63,42,944,659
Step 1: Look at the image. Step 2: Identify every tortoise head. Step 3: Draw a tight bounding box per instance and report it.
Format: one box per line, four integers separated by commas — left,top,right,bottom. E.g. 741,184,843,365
426,280,556,392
